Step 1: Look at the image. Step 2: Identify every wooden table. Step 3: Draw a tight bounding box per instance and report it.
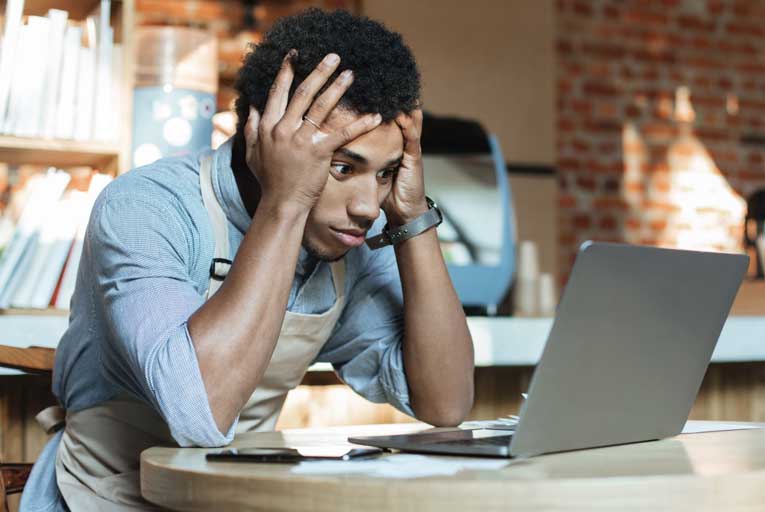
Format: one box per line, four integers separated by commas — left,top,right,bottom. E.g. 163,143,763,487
141,423,765,511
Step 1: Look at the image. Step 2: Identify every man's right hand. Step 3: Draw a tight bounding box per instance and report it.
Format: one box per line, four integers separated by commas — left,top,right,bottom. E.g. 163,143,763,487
244,50,383,213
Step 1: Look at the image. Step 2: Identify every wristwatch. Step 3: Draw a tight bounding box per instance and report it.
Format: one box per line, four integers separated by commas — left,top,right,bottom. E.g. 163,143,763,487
365,196,443,250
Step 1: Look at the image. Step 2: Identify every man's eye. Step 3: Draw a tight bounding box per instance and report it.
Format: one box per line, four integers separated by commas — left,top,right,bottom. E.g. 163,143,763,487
377,168,398,182
330,163,353,178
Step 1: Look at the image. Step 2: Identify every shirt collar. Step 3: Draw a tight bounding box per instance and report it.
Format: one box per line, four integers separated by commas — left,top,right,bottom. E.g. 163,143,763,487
210,136,318,276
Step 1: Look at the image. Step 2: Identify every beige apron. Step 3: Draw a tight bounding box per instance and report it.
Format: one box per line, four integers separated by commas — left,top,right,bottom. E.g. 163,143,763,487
52,153,346,510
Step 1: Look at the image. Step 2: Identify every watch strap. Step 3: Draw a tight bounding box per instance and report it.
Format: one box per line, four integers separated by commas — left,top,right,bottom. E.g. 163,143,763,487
365,199,442,250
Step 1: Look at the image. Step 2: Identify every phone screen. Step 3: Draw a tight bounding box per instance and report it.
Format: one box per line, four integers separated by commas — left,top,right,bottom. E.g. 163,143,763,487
206,446,383,463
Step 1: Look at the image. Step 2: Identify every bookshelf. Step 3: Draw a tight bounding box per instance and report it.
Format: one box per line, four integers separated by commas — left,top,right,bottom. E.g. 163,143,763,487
0,135,121,171
0,0,136,317
0,0,135,174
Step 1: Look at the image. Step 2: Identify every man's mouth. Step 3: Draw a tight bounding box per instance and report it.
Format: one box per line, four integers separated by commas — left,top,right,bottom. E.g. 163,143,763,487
330,227,368,248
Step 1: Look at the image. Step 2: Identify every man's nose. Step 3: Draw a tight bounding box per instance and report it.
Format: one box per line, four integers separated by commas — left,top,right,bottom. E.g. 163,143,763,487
347,178,381,225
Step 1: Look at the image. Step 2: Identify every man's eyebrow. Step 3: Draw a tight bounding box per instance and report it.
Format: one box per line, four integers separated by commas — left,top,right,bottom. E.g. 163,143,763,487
336,148,368,164
335,148,404,167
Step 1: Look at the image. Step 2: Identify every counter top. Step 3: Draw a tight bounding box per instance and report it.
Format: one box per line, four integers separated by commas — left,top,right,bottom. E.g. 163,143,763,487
0,314,763,375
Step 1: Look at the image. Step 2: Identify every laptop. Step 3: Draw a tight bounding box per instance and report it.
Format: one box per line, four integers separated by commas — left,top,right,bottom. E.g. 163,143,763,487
349,242,748,458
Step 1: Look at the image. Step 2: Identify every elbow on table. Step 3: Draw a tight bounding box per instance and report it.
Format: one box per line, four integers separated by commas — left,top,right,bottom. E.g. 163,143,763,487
413,392,475,427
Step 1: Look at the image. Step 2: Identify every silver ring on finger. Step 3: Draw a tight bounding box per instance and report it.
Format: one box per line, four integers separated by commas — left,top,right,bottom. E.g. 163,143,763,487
302,115,322,130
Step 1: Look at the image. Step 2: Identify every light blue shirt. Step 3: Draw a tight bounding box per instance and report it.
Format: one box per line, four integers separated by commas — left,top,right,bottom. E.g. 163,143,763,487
20,138,413,511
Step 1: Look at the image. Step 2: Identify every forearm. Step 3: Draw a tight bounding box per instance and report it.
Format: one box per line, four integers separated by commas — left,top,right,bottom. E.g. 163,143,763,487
188,199,308,433
395,228,475,426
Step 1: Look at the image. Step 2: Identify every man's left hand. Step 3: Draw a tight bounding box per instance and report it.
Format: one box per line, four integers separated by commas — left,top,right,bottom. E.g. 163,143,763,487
382,109,429,227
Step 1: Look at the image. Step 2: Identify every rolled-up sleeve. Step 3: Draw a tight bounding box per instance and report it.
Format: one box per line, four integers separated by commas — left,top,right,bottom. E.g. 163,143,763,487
317,246,414,417
88,195,236,447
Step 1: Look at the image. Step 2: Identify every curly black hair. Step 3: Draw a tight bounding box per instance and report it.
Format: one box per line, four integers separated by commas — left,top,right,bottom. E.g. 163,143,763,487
234,8,421,136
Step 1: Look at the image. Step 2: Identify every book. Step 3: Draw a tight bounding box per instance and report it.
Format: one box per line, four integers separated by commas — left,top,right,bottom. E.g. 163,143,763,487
108,43,123,142
0,169,70,308
10,191,80,308
40,9,69,139
92,0,112,141
0,0,24,126
55,25,82,140
11,16,50,137
73,44,96,141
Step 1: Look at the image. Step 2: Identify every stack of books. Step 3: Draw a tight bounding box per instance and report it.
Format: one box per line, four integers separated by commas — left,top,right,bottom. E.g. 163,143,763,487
0,0,122,142
0,168,112,310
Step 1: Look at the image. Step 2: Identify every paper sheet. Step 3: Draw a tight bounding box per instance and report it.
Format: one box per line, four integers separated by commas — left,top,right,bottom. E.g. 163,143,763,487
681,421,763,434
291,453,508,478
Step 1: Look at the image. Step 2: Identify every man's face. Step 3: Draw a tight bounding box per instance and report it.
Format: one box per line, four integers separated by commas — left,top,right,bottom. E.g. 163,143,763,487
303,108,404,261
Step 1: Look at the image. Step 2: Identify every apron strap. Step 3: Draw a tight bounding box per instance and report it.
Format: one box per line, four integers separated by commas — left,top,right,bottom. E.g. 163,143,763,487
328,260,346,301
200,153,232,299
36,405,66,435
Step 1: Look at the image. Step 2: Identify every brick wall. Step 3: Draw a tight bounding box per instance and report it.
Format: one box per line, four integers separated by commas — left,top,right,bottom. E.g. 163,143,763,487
557,0,765,280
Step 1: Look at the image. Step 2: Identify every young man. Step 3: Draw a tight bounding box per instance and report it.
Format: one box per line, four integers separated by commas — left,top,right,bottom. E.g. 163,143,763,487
21,8,473,511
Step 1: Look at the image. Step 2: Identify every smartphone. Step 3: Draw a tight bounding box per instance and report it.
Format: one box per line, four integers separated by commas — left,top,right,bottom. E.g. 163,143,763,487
206,446,384,463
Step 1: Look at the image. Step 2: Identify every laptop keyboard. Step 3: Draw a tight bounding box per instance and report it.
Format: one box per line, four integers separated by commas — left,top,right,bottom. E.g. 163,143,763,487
432,434,513,447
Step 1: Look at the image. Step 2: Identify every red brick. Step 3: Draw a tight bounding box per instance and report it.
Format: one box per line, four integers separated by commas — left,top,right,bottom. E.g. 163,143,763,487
632,49,676,64
573,213,592,229
643,123,676,141
726,22,765,37
572,139,591,152
559,157,582,171
581,42,627,59
597,141,619,154
625,104,642,118
603,5,619,19
603,178,620,193
707,0,725,15
696,127,731,142
624,8,668,25
569,99,593,114
558,118,575,132
642,200,681,213
691,36,714,50
576,176,597,191
557,40,574,55
573,1,593,16
559,194,577,209
649,219,668,231
599,215,618,230
737,63,765,74
677,15,716,32
739,170,765,181
625,217,642,230
584,119,622,134
738,99,765,111
582,81,619,97
642,68,660,81
593,197,629,210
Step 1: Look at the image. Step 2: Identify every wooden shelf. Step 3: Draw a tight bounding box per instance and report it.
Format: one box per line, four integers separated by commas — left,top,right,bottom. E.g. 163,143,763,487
0,135,121,171
20,0,103,20
0,308,68,317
